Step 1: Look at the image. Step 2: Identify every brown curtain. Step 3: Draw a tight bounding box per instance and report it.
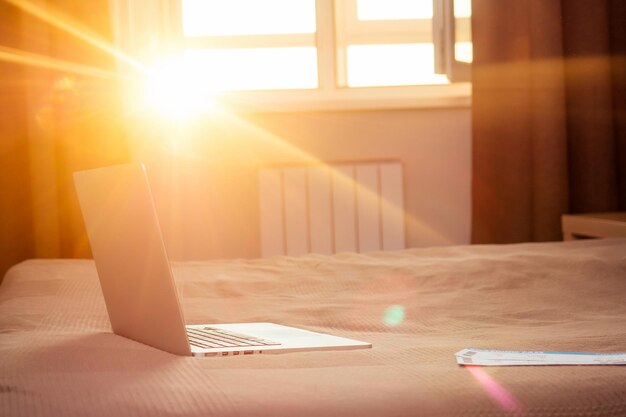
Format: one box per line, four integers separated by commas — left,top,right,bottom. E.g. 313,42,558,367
0,0,131,283
471,0,626,243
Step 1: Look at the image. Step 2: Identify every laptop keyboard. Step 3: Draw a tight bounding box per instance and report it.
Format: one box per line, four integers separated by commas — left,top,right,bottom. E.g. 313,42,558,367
186,327,281,350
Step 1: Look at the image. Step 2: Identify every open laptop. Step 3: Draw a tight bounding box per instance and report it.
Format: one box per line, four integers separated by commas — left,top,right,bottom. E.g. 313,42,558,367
74,163,371,357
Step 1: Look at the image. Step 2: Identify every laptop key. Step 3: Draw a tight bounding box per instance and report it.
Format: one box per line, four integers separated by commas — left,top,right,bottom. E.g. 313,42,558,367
187,327,280,348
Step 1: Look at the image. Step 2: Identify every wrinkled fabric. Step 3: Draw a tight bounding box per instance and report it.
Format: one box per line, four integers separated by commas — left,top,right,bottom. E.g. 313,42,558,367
1,239,626,416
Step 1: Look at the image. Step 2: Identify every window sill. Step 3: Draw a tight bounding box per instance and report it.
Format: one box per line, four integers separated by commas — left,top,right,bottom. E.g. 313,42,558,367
218,83,471,113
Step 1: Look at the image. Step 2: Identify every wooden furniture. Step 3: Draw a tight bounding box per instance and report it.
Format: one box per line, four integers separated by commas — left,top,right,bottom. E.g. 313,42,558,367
561,212,626,240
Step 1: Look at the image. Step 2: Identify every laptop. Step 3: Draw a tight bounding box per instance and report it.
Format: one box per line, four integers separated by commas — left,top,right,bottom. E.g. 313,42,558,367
74,163,371,357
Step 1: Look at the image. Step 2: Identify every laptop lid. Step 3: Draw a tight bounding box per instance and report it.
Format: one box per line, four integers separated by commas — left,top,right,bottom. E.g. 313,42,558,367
74,163,191,356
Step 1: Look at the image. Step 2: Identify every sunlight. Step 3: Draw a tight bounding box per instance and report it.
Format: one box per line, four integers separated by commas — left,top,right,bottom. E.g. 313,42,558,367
455,42,473,63
5,0,145,73
454,0,472,18
184,47,318,91
227,118,387,222
182,0,316,36
3,0,453,251
466,366,523,414
0,45,120,79
144,61,216,120
346,44,449,87
357,0,432,20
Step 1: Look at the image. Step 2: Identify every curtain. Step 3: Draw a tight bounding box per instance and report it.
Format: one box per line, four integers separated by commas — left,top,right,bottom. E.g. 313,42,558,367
0,2,33,283
0,0,131,282
471,0,626,243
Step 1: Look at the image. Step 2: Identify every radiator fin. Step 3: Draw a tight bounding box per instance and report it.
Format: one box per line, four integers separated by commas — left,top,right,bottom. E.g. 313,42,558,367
259,161,404,257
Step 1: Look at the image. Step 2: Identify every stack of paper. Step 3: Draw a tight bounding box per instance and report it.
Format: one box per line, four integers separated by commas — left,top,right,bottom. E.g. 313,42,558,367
455,348,626,366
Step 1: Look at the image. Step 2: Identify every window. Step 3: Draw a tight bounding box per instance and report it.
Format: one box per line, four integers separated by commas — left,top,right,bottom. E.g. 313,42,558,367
116,0,472,111
336,0,448,87
181,0,319,90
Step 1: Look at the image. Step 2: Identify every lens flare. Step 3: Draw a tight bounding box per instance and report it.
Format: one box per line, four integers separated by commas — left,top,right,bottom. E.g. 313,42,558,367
5,0,145,73
144,61,216,120
466,366,522,414
383,304,405,326
0,46,121,79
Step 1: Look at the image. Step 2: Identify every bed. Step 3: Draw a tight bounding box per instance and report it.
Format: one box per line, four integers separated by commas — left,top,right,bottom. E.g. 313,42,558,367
1,238,625,416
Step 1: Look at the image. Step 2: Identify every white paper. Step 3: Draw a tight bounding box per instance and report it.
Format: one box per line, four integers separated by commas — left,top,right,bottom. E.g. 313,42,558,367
455,348,626,366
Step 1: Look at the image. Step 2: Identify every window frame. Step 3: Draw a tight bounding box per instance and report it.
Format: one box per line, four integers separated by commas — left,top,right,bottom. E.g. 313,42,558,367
149,0,471,112
333,0,439,88
433,0,471,83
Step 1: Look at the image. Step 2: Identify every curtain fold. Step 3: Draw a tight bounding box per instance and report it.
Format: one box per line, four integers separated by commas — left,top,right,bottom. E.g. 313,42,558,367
471,0,626,243
0,0,131,282
0,2,33,283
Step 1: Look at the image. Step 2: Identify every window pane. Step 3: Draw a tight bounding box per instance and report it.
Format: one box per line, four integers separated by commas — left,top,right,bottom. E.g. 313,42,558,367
455,42,473,63
346,44,449,87
454,0,472,18
454,0,472,63
357,0,432,20
184,47,318,91
182,0,316,36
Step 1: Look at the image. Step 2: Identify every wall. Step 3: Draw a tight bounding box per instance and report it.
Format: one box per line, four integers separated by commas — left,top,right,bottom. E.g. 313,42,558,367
129,106,471,260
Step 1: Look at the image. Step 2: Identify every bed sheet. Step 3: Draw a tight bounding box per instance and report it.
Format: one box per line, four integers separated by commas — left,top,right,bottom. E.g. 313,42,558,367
1,239,626,416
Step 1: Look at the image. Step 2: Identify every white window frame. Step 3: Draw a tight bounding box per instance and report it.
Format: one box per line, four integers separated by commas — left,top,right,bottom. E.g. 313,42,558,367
113,0,471,112
333,0,436,88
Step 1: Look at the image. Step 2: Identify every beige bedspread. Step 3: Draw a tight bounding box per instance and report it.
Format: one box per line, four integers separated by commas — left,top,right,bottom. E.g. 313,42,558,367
1,239,626,416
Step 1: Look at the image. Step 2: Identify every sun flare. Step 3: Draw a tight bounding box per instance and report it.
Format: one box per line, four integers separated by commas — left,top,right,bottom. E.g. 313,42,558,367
144,61,217,120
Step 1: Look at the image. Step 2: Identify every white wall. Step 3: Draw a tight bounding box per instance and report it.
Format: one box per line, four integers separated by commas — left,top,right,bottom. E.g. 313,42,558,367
129,107,471,260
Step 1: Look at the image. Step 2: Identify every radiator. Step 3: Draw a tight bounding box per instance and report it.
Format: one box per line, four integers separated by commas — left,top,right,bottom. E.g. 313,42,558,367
259,161,405,257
